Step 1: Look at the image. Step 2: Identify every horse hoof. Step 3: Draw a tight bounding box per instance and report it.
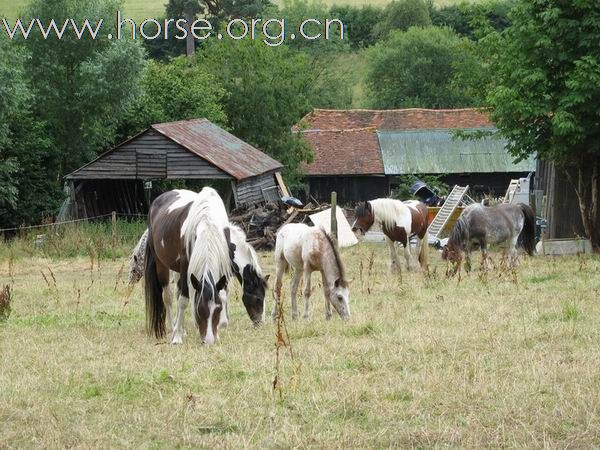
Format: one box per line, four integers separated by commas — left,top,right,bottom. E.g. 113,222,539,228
171,335,183,345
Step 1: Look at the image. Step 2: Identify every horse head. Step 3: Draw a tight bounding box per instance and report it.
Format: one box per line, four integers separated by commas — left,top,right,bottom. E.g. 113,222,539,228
241,266,270,326
352,201,374,234
190,273,228,345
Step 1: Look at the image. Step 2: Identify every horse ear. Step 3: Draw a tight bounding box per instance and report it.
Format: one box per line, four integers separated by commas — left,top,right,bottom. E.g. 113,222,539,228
133,255,138,263
215,275,228,292
364,201,371,211
190,273,202,291
263,274,271,283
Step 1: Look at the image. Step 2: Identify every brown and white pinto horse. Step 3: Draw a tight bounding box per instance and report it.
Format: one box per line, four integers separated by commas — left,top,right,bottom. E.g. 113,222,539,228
352,198,429,271
145,188,232,345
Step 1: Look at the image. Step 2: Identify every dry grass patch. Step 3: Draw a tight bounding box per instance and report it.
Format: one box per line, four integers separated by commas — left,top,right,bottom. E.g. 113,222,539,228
1,245,600,448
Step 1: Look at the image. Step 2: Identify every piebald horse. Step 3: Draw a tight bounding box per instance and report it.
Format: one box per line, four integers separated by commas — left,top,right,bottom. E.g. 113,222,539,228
273,223,350,321
130,224,268,325
442,202,535,270
352,199,429,271
145,188,232,345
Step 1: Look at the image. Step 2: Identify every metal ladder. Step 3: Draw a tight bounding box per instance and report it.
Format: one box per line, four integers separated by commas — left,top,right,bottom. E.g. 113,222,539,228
428,185,472,238
503,179,519,204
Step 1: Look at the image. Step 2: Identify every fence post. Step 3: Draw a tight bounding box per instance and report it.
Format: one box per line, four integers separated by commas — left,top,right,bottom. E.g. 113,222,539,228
330,191,338,244
112,211,117,262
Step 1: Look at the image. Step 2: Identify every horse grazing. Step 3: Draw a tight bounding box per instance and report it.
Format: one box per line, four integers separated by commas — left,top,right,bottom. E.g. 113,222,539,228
442,202,536,270
273,223,350,321
229,224,270,325
128,229,148,286
352,198,429,271
145,188,232,345
134,223,268,326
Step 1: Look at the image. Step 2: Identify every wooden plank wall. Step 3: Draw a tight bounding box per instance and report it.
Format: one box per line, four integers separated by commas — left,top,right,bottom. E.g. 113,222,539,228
234,172,278,206
535,160,586,239
70,129,230,180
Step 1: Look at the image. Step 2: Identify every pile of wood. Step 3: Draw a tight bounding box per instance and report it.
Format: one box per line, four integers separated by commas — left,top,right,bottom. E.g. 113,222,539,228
230,202,329,250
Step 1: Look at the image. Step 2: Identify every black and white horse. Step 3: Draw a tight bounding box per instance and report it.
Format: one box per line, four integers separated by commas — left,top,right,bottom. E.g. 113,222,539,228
131,223,268,326
145,188,232,345
442,202,536,270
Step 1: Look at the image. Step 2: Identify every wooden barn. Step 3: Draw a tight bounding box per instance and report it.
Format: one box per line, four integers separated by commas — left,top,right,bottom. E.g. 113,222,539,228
65,119,284,218
295,108,535,204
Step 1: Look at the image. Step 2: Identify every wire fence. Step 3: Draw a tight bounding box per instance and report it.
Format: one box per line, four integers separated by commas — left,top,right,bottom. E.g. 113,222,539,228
0,212,147,234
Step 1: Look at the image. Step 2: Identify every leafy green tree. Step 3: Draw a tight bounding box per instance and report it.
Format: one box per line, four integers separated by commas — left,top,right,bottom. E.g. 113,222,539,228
119,57,227,138
196,38,313,186
22,0,146,178
372,0,432,39
329,4,383,49
366,26,480,109
0,38,61,228
431,0,514,40
278,0,352,108
475,0,600,246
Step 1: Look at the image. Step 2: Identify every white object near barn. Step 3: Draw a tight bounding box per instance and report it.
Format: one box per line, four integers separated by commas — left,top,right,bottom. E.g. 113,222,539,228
536,238,592,256
309,208,358,248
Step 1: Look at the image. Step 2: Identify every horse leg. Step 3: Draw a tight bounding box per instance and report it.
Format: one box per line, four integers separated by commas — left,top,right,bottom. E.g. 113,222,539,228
386,237,400,273
508,235,519,267
272,254,288,320
290,270,302,320
302,266,312,320
171,274,189,345
481,244,491,271
464,248,472,273
404,241,414,271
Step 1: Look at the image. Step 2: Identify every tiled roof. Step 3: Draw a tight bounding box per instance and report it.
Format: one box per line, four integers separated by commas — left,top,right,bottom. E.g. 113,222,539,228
296,108,499,176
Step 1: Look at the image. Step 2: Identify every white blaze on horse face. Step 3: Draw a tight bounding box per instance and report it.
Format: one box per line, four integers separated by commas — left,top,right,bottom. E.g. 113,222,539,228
217,289,228,329
203,299,219,345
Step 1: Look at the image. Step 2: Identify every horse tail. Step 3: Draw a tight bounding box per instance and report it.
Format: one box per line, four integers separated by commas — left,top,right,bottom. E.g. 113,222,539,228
517,203,536,256
145,232,166,339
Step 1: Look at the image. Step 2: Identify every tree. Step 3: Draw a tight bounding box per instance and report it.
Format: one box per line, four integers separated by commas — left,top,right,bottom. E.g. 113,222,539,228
22,0,146,178
366,26,480,108
329,4,383,49
476,0,600,247
372,0,432,39
119,57,227,139
0,38,62,228
195,38,313,186
431,0,514,40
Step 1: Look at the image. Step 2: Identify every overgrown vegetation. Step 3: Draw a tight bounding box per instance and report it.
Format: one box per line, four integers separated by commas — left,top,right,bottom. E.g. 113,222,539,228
1,240,599,447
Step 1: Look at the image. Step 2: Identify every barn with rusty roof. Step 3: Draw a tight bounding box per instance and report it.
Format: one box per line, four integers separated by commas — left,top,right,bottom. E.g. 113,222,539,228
295,108,535,203
66,119,284,218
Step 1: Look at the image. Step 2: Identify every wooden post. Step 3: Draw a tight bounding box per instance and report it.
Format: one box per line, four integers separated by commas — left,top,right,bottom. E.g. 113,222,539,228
330,191,338,244
112,211,117,262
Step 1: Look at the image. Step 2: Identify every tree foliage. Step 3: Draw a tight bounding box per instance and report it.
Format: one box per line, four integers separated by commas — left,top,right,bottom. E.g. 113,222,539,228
372,0,432,39
476,0,600,245
22,0,146,177
120,57,227,139
367,26,480,109
195,38,313,186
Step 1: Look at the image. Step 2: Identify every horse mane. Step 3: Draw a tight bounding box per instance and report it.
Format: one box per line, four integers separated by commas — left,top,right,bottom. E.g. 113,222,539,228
321,228,347,286
370,198,405,231
448,207,473,250
183,188,232,298
230,224,261,272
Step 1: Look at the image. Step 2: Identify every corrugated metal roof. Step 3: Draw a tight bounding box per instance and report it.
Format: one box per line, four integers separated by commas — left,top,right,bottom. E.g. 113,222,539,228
153,119,282,180
378,129,535,175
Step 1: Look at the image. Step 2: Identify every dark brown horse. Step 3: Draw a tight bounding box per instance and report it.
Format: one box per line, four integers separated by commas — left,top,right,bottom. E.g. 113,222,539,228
442,202,535,270
352,198,429,271
145,188,232,345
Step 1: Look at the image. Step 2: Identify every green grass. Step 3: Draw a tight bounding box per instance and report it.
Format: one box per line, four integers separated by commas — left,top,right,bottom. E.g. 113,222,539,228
1,0,482,22
2,234,600,447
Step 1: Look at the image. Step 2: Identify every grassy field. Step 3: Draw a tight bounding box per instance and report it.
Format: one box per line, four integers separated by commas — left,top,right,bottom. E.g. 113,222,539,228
1,0,480,22
1,229,600,448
